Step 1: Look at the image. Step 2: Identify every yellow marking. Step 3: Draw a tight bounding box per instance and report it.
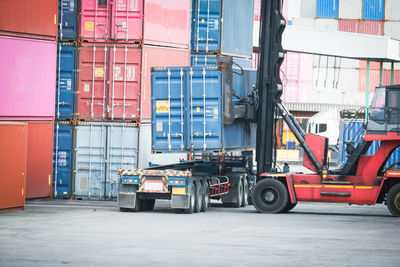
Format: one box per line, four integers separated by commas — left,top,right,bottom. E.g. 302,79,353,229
387,172,400,176
95,67,104,77
156,100,170,113
196,107,201,112
49,175,51,185
54,14,57,25
266,174,286,177
294,185,323,188
85,22,94,31
355,186,373,189
172,187,186,195
22,188,24,196
323,185,354,189
22,172,24,176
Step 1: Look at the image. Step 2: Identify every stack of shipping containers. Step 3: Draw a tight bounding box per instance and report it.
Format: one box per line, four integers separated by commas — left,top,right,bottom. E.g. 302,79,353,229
0,0,58,211
54,0,193,200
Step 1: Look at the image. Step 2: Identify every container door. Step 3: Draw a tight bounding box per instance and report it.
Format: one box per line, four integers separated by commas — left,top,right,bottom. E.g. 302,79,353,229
108,46,141,120
191,0,221,53
53,123,73,198
316,0,338,18
77,45,109,120
106,124,138,198
152,68,187,152
80,0,111,41
111,0,143,41
363,0,384,20
56,43,76,118
59,0,77,40
75,124,107,199
186,68,222,151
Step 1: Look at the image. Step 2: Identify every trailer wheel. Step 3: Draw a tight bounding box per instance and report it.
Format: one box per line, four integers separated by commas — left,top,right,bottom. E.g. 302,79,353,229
252,179,288,213
194,181,202,213
241,178,248,207
140,199,156,211
233,179,244,208
387,183,400,217
200,182,210,212
184,185,195,214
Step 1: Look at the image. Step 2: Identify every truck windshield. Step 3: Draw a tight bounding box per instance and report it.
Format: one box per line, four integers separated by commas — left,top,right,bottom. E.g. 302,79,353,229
387,89,400,124
370,87,386,123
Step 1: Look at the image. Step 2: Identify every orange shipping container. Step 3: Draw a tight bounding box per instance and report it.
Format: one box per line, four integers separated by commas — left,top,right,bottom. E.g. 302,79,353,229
25,121,54,199
0,122,28,212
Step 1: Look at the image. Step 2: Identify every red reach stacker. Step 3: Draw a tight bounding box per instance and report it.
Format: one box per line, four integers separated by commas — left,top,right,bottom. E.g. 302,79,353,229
252,0,400,216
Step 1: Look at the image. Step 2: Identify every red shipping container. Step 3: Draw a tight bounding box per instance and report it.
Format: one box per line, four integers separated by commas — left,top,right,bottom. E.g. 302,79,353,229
143,0,191,48
338,19,384,36
358,68,380,93
0,122,27,213
77,44,141,121
383,70,400,86
338,19,360,33
80,0,143,42
0,0,58,40
140,45,190,122
25,121,54,200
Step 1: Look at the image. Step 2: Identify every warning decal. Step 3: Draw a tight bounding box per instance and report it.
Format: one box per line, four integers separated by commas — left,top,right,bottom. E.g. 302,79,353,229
85,22,94,31
156,100,170,113
95,67,104,78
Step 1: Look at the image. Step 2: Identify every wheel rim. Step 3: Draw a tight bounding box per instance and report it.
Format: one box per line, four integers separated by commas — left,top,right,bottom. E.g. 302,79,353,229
198,189,202,208
395,192,400,210
238,182,243,204
261,188,278,205
205,189,209,205
244,182,248,201
191,188,195,208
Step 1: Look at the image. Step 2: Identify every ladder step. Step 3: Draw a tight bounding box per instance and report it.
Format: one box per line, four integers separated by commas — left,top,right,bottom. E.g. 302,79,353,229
321,181,352,185
321,191,351,196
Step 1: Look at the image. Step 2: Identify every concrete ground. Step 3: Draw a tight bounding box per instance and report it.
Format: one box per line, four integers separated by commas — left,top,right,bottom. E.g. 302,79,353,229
0,200,398,267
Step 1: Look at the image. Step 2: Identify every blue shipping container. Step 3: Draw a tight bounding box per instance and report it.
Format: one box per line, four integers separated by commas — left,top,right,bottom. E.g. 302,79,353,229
316,0,338,18
58,0,78,40
190,54,253,69
338,122,400,168
53,122,73,198
56,43,76,118
191,0,254,58
362,0,384,20
152,67,257,152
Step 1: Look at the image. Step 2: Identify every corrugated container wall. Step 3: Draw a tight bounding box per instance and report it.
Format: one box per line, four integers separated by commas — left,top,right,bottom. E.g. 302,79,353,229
26,122,54,199
362,0,384,20
0,36,56,121
384,21,400,40
80,0,143,42
58,0,77,40
53,122,73,199
151,67,256,153
0,122,27,212
338,0,362,19
191,0,254,58
316,0,338,18
143,0,191,48
141,45,190,122
56,43,76,119
74,122,139,199
253,0,261,47
338,19,384,35
77,44,141,121
190,54,252,69
385,0,400,21
338,19,360,33
0,0,58,40
300,0,317,18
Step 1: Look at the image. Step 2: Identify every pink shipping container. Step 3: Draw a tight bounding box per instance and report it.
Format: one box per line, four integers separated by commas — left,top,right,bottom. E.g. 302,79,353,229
77,44,141,121
358,69,380,93
338,19,384,36
0,36,56,120
80,0,143,42
143,0,191,48
383,70,400,86
140,45,190,122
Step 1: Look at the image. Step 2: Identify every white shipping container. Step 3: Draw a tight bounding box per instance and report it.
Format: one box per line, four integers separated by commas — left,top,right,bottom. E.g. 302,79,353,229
138,123,186,169
385,0,400,21
384,21,400,41
300,0,316,18
383,62,400,70
313,67,359,93
338,0,362,19
289,17,315,28
339,58,360,69
287,0,301,18
314,18,338,31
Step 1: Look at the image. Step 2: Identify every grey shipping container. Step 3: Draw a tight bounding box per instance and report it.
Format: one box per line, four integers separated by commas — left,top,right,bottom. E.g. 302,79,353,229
74,122,138,200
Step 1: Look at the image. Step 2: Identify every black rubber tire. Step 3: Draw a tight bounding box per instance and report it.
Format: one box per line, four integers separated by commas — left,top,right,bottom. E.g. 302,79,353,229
252,179,289,213
233,179,244,208
193,181,202,213
119,207,133,212
140,199,156,211
241,178,248,207
133,198,142,212
200,182,210,212
184,185,195,214
387,183,400,217
282,201,297,213
247,192,253,206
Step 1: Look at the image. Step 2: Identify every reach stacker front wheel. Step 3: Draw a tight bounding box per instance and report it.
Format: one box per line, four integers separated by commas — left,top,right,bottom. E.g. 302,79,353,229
387,183,400,217
252,179,288,213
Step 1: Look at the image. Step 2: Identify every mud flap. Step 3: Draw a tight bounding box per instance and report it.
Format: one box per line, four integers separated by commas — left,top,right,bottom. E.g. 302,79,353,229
118,184,137,209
